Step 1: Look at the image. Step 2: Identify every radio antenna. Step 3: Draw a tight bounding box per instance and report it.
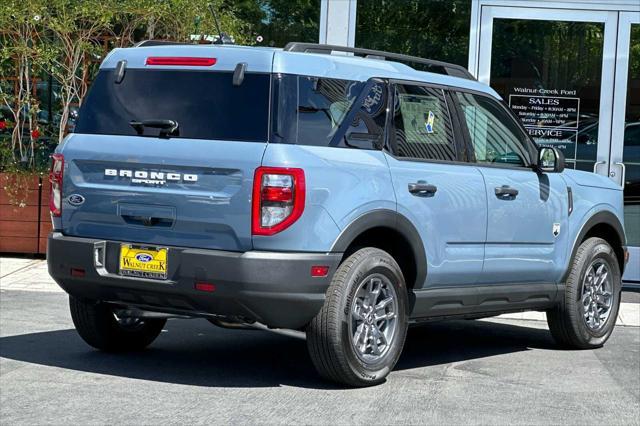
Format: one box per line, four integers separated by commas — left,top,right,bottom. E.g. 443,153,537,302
208,3,226,44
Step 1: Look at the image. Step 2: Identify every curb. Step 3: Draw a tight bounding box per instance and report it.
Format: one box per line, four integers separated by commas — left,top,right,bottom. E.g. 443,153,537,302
496,302,640,327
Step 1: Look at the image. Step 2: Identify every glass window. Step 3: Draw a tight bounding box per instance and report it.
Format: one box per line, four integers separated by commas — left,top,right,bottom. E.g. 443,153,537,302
273,75,386,149
296,76,365,147
75,70,270,142
622,24,640,248
236,0,321,47
455,92,531,167
342,81,388,149
355,0,471,69
490,19,605,171
391,85,456,161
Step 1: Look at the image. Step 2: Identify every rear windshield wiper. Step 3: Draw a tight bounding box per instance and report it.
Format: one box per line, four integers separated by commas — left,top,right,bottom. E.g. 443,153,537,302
129,119,179,138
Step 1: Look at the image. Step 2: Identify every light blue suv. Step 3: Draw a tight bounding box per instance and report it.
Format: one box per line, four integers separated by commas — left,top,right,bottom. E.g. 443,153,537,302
47,42,629,387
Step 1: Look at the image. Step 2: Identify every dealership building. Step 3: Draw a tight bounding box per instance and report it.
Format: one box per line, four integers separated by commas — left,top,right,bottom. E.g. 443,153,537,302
314,0,639,282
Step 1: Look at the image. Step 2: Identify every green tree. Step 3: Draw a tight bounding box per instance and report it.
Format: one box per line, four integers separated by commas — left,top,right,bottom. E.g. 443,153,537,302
44,0,115,143
224,0,320,47
0,0,47,168
147,0,252,44
355,0,471,66
111,0,159,47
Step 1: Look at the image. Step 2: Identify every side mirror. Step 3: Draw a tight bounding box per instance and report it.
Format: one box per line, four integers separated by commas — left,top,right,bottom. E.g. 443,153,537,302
537,146,565,173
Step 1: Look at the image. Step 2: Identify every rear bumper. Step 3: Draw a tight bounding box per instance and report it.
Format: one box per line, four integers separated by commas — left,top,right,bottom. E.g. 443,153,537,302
47,232,342,329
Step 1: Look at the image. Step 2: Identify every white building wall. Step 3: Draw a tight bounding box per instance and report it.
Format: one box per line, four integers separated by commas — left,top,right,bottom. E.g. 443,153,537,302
319,0,358,47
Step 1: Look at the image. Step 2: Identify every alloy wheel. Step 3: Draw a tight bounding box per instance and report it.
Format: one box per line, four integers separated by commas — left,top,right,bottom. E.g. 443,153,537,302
581,260,614,331
349,274,398,363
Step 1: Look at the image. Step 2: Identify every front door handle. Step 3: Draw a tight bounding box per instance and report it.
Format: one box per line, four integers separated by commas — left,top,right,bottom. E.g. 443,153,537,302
408,181,438,196
495,185,518,199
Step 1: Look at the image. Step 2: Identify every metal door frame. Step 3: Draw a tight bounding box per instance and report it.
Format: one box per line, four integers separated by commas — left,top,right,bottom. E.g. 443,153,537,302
611,11,640,282
610,12,640,183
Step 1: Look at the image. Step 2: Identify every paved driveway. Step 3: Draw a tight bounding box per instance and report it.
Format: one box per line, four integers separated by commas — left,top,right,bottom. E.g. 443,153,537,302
1,287,639,425
1,257,639,424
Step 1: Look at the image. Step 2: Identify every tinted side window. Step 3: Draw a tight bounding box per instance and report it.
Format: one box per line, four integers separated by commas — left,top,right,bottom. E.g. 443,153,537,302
272,75,387,149
391,84,457,161
624,123,640,146
341,81,388,149
455,92,531,167
296,76,365,147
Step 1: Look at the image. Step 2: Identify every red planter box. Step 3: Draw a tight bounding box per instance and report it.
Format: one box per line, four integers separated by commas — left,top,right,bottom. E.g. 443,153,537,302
0,173,50,254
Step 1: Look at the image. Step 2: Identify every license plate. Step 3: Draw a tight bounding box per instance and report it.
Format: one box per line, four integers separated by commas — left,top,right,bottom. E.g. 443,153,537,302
119,244,168,280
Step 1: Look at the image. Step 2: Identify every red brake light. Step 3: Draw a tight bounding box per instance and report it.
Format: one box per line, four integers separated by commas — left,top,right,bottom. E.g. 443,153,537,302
145,57,217,66
49,153,64,217
252,167,305,236
261,186,293,203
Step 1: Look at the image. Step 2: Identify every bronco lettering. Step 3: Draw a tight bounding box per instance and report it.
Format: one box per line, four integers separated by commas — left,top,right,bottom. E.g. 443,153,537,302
104,168,198,184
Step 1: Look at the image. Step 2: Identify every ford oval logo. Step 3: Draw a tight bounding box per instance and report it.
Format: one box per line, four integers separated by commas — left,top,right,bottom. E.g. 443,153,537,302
135,253,153,263
68,194,85,206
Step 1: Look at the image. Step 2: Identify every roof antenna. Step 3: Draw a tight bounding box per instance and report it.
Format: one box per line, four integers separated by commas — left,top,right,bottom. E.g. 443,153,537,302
208,3,231,44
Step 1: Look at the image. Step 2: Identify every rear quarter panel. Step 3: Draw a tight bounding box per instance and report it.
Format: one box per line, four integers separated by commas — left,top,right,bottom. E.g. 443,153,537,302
255,144,396,252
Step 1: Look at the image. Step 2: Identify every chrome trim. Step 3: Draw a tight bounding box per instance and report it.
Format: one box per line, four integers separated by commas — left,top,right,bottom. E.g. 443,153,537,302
593,160,607,174
614,162,626,188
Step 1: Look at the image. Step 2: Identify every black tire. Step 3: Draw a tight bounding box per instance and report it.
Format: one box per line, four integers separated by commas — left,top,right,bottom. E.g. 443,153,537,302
69,296,166,351
547,237,621,349
306,248,409,387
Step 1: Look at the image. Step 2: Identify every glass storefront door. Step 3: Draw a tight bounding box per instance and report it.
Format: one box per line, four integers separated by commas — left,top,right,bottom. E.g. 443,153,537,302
475,5,640,283
612,14,640,282
490,18,605,172
476,7,618,172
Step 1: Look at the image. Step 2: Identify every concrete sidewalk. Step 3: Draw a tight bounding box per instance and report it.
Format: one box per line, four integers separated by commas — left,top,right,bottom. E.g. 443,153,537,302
2,256,639,326
1,257,57,293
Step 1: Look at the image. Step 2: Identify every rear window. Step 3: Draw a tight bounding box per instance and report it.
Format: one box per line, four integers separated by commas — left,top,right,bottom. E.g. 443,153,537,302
75,69,270,141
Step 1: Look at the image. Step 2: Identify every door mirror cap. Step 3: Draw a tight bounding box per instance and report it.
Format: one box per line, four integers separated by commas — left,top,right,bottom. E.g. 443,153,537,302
537,146,565,173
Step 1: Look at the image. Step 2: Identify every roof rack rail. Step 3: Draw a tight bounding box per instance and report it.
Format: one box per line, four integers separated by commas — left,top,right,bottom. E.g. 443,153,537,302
283,42,475,80
133,40,193,48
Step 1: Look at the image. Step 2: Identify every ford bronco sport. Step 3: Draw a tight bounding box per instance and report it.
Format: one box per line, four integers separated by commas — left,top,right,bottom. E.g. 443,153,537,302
47,42,629,387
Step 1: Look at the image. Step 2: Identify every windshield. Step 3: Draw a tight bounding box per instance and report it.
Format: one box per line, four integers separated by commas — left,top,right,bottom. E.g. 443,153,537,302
75,69,270,141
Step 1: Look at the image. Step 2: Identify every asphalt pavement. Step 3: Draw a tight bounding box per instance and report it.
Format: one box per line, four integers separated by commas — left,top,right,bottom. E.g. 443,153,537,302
1,288,639,425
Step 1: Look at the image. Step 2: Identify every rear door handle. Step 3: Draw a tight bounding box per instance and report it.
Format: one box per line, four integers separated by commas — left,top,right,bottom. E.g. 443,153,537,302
408,181,438,196
495,185,518,199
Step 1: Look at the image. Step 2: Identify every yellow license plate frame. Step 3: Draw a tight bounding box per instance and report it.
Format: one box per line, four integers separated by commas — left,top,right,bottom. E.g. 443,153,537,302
119,244,168,280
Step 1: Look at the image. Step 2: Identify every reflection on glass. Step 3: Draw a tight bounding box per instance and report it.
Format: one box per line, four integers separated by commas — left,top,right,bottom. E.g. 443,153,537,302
456,92,530,166
355,0,471,68
237,0,320,47
623,24,640,247
490,19,605,171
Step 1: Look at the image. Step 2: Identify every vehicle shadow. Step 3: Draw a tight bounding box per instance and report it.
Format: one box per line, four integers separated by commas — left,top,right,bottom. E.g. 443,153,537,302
0,318,556,389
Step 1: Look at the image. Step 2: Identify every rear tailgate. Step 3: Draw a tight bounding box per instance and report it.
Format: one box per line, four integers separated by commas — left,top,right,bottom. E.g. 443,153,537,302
61,135,264,251
58,46,274,251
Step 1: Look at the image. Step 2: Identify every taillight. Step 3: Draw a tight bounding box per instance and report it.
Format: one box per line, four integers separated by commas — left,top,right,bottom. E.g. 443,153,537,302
49,153,64,217
252,167,305,236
